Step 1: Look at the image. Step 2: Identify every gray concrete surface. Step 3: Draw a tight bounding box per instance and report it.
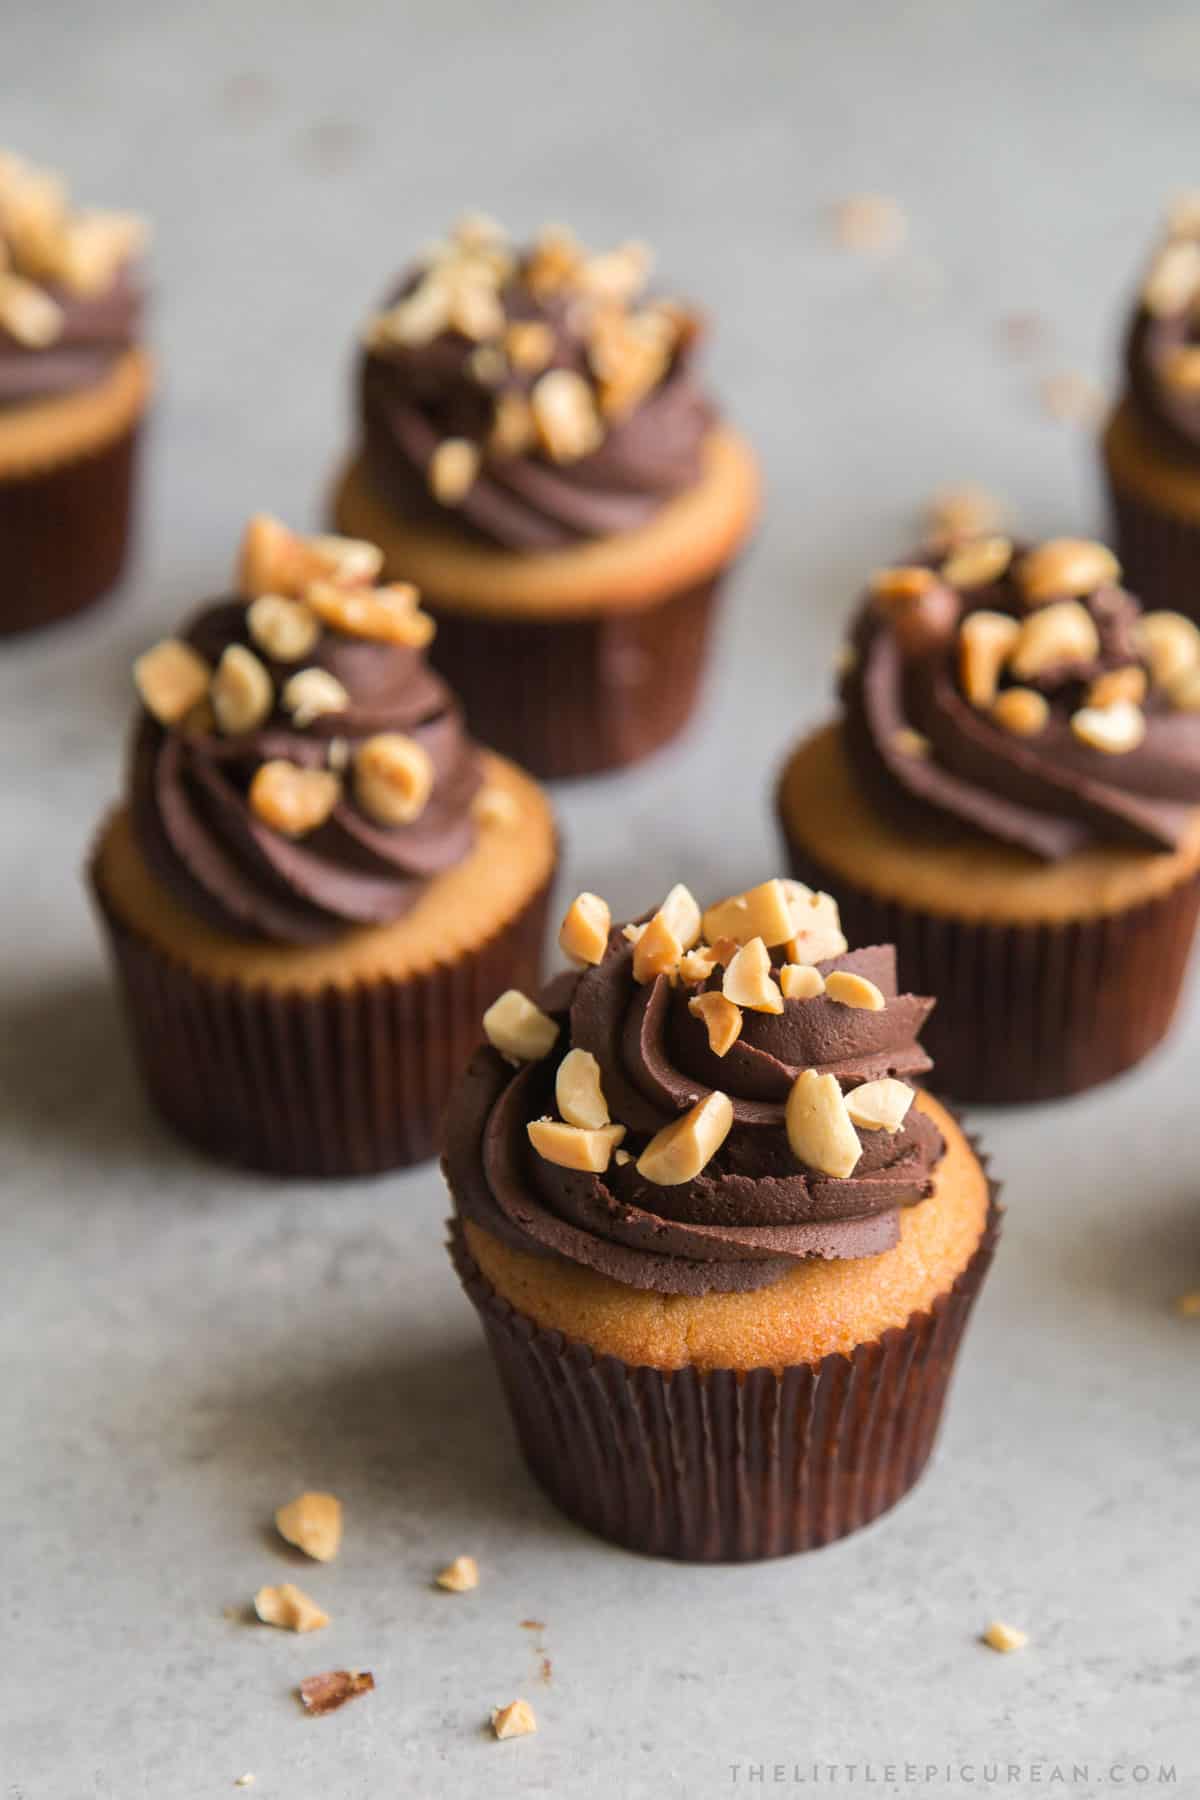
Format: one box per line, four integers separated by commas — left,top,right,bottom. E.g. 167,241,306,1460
4,3,1200,1796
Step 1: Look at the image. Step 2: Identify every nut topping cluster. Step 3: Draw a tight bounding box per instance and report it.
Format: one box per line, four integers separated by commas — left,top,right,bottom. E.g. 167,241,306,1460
867,534,1200,758
1141,196,1200,325
0,150,147,347
132,516,444,839
483,879,918,1189
364,214,699,502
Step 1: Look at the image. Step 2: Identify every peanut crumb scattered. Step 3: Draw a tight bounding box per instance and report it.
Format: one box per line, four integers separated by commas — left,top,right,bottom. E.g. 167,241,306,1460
1039,371,1105,426
491,1698,538,1740
436,1555,479,1592
923,484,1006,549
983,1621,1028,1654
1175,1290,1200,1317
298,1668,374,1715
274,1491,343,1563
234,1777,255,1789
254,1582,329,1633
832,193,908,254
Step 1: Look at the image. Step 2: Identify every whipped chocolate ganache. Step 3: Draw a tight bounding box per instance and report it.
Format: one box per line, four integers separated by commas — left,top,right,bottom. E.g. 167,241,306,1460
129,516,484,945
447,878,944,1296
359,213,712,550
841,535,1200,860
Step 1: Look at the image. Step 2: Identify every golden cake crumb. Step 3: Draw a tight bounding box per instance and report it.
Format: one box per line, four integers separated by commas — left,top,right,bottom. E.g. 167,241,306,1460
491,1698,538,1740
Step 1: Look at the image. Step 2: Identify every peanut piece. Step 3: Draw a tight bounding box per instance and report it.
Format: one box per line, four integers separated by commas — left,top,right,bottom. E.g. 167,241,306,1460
133,638,211,725
558,892,611,966
1016,538,1120,604
845,1078,914,1132
688,992,743,1057
982,1622,1028,1654
780,964,825,1000
526,1117,626,1172
306,581,434,648
869,565,937,604
211,644,273,735
991,687,1049,736
555,1048,610,1129
247,594,320,663
702,879,796,949
483,991,558,1062
435,1555,478,1593
722,938,784,1014
505,319,556,372
254,1584,329,1634
531,368,603,462
249,762,340,837
632,910,683,983
0,271,63,346
959,611,1021,707
354,733,435,825
1143,238,1200,315
940,535,1013,589
824,971,885,1011
1087,666,1147,710
678,945,719,985
429,438,480,505
491,1700,537,1740
1009,601,1100,679
1137,610,1200,690
275,1491,342,1562
785,1070,861,1179
782,883,848,966
1070,701,1146,755
281,667,350,728
637,1091,733,1185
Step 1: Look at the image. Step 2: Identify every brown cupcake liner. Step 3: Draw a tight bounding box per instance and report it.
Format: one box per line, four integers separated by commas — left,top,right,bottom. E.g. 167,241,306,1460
1105,456,1200,622
90,862,554,1178
448,1190,1001,1562
0,423,142,636
781,832,1200,1105
424,573,721,780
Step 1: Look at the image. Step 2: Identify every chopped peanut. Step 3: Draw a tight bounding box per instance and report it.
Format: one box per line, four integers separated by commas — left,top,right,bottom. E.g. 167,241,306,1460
701,879,796,949
133,639,211,726
845,1078,914,1132
780,964,825,1000
722,938,783,1014
1016,538,1119,605
254,1583,329,1633
559,892,611,966
688,991,743,1057
435,1555,479,1593
483,991,558,1062
247,594,321,663
824,971,885,1011
249,762,340,837
527,1117,626,1172
786,1070,861,1179
354,733,435,825
491,1699,537,1740
211,645,273,736
637,1091,733,1185
555,1048,610,1129
275,1491,342,1562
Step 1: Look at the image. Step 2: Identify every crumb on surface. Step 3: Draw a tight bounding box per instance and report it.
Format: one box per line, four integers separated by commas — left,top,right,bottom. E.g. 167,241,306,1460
832,193,908,253
298,1668,374,1715
254,1582,329,1633
983,1620,1028,1653
274,1491,342,1562
1039,370,1105,426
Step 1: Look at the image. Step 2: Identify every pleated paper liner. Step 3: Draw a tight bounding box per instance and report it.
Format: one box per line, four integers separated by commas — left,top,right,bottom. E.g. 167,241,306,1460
0,423,142,636
782,838,1200,1105
424,575,720,780
90,862,553,1179
449,1190,1000,1563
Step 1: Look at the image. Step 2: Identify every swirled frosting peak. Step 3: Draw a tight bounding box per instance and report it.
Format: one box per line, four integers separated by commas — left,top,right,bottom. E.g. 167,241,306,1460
129,515,483,945
446,878,942,1296
841,534,1200,859
1125,193,1200,457
0,150,146,405
359,213,712,550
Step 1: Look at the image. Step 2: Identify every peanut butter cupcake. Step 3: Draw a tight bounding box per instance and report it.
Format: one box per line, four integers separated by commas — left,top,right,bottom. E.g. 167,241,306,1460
778,535,1200,1103
0,150,151,635
90,515,557,1176
332,215,760,778
445,877,1000,1561
1103,194,1200,618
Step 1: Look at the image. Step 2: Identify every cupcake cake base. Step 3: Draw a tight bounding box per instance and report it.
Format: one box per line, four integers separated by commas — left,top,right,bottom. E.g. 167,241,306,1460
1102,397,1200,621
451,1094,999,1562
0,350,151,636
91,751,557,1176
778,724,1200,1105
331,427,760,780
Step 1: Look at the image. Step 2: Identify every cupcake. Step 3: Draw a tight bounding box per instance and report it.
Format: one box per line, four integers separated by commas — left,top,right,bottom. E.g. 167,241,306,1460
445,877,1000,1561
90,515,557,1176
778,535,1200,1103
332,215,760,778
1102,195,1200,619
0,150,151,635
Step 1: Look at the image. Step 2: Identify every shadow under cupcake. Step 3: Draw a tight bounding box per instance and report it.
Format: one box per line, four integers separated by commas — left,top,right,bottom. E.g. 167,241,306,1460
89,514,557,1177
444,877,1000,1562
332,215,760,780
778,535,1200,1104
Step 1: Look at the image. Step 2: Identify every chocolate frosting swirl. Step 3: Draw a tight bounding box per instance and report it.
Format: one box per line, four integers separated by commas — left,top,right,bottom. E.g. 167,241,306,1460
130,600,482,945
360,223,712,551
0,267,143,406
841,548,1200,860
447,924,941,1296
1124,217,1200,457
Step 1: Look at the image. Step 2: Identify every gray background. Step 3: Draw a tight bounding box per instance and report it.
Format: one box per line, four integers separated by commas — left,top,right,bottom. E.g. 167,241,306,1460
3,3,1200,1796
